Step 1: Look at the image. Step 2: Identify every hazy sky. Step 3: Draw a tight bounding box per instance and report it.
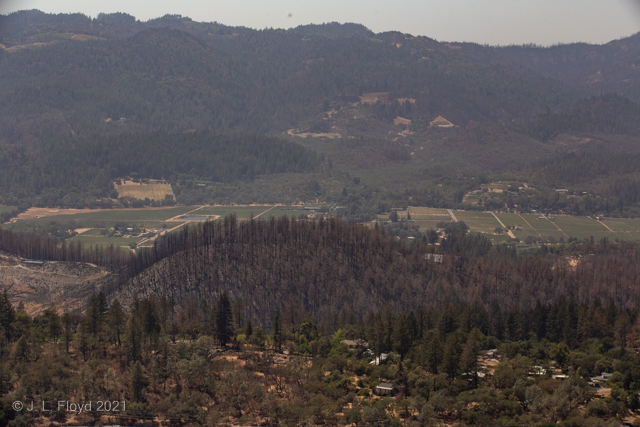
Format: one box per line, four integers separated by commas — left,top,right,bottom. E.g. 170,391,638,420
1,0,639,46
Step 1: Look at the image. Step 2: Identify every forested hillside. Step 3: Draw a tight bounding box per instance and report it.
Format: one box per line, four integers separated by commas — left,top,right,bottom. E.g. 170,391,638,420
3,10,640,216
497,32,640,103
2,291,640,426
4,11,640,426
0,131,321,208
0,10,571,145
529,94,640,142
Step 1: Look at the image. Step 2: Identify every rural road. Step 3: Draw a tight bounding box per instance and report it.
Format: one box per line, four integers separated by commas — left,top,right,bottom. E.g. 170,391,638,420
517,213,542,238
549,218,569,238
138,221,193,247
166,205,205,222
490,212,516,239
447,209,458,222
252,205,277,219
593,217,614,232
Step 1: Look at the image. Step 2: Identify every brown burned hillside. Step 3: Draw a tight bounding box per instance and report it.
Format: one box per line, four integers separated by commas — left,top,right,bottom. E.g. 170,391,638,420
109,216,640,328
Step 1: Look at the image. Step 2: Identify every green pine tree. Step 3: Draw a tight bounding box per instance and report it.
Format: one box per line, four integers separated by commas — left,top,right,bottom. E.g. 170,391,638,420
273,309,283,352
130,361,145,402
212,292,233,346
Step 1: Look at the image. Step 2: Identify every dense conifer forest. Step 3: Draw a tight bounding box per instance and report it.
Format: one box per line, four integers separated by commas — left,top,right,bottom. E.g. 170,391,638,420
0,131,321,208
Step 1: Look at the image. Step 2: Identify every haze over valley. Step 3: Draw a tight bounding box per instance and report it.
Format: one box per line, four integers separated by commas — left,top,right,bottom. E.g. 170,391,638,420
2,9,640,427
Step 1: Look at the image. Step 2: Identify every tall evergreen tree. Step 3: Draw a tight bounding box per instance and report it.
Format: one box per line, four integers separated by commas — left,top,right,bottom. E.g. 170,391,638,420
460,328,482,387
78,323,89,361
128,319,141,362
107,299,126,346
442,333,461,379
130,360,145,402
425,332,443,374
394,315,413,360
212,292,233,346
244,319,253,339
273,308,283,352
43,306,61,343
0,290,15,341
62,312,72,354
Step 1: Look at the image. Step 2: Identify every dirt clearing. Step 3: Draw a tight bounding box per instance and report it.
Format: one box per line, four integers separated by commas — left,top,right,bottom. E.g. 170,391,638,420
13,207,116,221
12,206,184,222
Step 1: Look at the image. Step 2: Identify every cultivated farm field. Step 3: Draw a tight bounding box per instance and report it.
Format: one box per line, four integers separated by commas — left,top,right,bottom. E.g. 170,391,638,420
3,204,334,251
454,211,501,234
407,207,451,217
115,180,174,200
600,217,640,234
68,234,141,251
406,206,452,232
401,208,640,243
266,206,316,219
552,216,610,240
6,206,195,236
495,213,539,241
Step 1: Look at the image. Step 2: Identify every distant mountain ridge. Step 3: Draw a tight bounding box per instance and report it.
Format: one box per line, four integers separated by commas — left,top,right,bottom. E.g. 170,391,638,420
292,22,373,39
3,10,640,214
0,9,576,143
496,32,640,103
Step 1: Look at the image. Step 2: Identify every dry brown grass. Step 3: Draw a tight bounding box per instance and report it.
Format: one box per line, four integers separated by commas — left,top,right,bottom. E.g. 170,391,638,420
116,180,174,200
287,129,341,138
14,207,114,221
70,33,105,41
359,92,388,104
13,206,178,222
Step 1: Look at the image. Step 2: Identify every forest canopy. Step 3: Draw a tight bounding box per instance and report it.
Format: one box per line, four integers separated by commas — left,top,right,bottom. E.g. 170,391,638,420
0,131,321,208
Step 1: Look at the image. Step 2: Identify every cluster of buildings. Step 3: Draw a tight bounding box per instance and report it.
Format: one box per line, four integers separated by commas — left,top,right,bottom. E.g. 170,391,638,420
340,340,619,398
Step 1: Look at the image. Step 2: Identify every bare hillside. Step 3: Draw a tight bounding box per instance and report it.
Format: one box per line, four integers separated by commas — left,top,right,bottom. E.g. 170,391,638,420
0,254,111,314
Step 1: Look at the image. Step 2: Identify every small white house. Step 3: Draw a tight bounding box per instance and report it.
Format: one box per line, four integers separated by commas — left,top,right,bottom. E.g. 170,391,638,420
376,382,394,395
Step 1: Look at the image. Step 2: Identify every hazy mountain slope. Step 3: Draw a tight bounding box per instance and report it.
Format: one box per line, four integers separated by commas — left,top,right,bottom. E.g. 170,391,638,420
529,94,640,142
292,22,374,39
3,10,640,213
0,11,574,145
496,33,640,102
